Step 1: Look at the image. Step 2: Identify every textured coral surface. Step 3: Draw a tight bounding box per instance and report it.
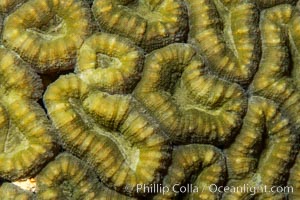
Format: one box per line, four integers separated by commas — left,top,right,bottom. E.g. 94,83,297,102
0,0,300,199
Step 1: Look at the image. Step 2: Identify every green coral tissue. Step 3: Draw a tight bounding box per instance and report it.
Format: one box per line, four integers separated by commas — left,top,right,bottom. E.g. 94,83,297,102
0,0,300,199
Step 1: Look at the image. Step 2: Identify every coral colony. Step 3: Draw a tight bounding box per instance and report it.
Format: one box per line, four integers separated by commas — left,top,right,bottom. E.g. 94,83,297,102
0,0,300,199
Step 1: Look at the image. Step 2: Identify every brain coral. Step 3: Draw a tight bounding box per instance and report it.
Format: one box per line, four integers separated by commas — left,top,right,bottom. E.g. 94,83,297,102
0,0,300,199
0,182,33,200
2,0,92,73
92,0,188,52
36,153,134,200
0,47,56,181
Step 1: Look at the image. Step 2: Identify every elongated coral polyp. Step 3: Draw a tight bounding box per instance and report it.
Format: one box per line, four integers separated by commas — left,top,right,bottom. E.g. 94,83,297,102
1,0,300,199
92,0,188,52
186,0,259,84
44,75,170,196
36,153,134,200
134,43,246,145
2,0,92,73
154,144,226,200
0,182,33,200
76,32,144,93
250,4,300,128
225,96,297,199
0,47,56,181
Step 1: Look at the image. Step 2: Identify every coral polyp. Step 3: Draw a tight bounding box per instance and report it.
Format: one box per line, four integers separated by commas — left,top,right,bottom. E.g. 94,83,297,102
0,182,33,200
250,4,300,128
134,43,246,145
0,47,56,181
44,75,170,196
225,96,297,199
1,0,300,199
36,153,133,200
76,32,144,93
185,0,259,84
288,152,300,200
2,0,92,73
154,144,225,200
0,0,26,14
92,0,188,52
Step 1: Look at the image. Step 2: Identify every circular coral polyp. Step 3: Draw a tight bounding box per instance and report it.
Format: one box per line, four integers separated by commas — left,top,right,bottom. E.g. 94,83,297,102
44,75,170,196
2,0,92,73
134,43,246,145
76,32,144,93
0,47,56,181
92,0,188,52
36,153,133,200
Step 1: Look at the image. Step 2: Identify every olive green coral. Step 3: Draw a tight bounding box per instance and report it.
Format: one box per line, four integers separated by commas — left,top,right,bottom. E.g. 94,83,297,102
0,0,300,199
0,0,26,14
2,0,92,73
36,153,134,200
224,96,297,199
154,144,225,200
0,47,56,181
0,182,33,200
134,43,247,145
76,32,144,93
250,4,300,128
290,4,300,92
185,0,259,84
92,0,188,52
44,75,170,196
288,152,300,200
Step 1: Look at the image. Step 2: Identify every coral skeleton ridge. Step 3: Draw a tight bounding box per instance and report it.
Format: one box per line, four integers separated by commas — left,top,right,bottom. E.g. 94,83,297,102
0,0,300,199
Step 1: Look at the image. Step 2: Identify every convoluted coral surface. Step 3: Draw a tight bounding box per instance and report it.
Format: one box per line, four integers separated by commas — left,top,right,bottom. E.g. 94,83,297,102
0,0,300,199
